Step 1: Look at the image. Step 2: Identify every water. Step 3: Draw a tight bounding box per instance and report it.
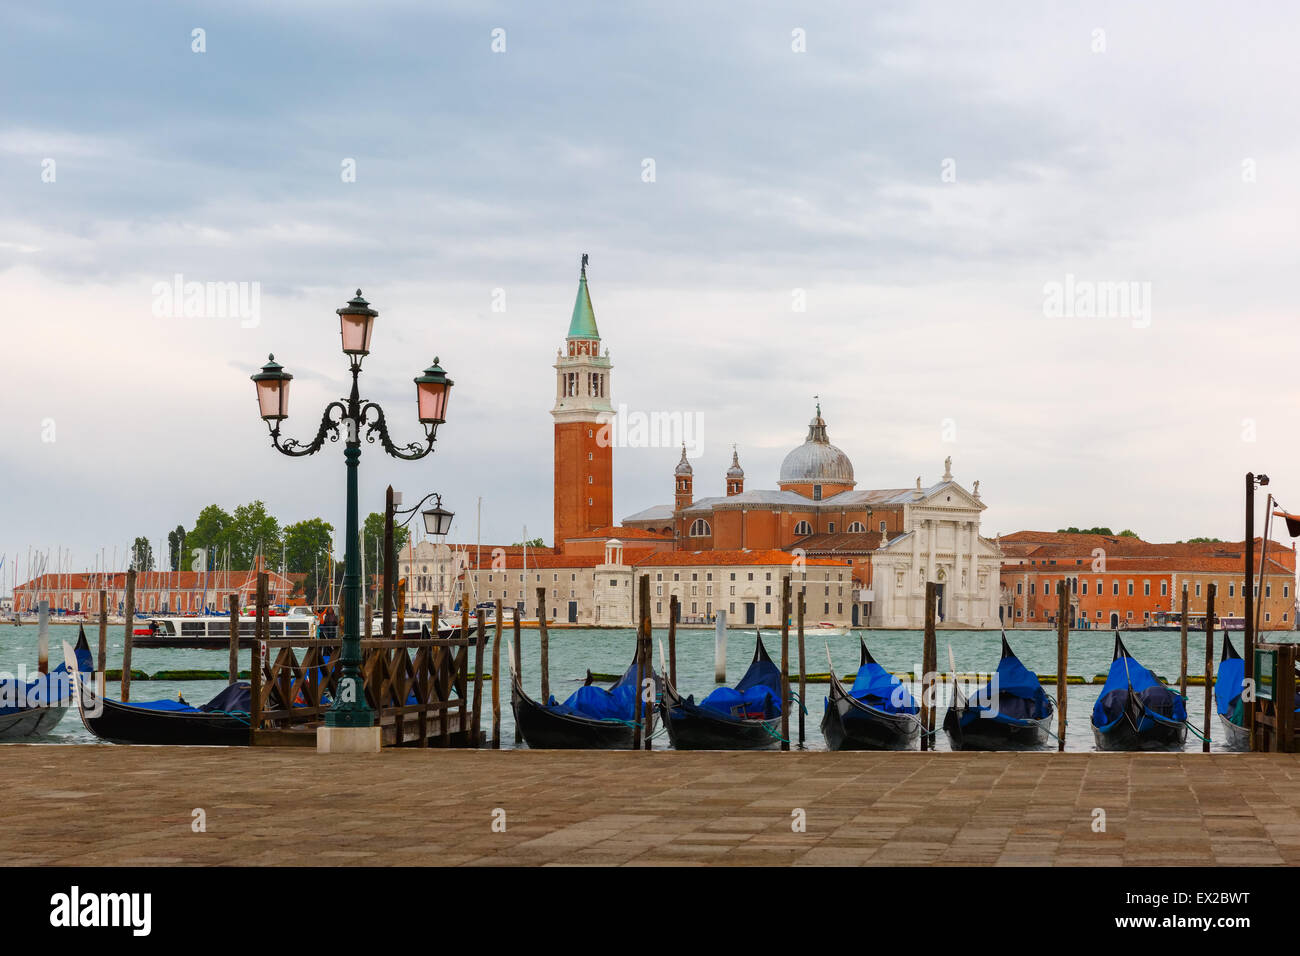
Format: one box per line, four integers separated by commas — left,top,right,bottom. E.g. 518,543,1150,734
3,622,1285,751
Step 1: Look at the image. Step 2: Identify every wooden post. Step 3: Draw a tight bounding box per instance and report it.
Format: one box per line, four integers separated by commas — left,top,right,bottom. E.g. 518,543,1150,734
1203,583,1215,753
714,608,727,683
121,568,136,702
922,581,936,750
1179,584,1189,698
396,578,406,638
472,608,487,746
492,599,503,748
364,602,372,640
249,614,262,746
513,607,523,743
780,576,791,751
632,577,645,750
228,595,240,684
97,591,107,674
637,572,647,749
383,485,395,639
459,602,470,734
797,590,807,746
1244,473,1256,750
1057,580,1069,753
667,595,678,688
37,599,49,675
535,586,550,703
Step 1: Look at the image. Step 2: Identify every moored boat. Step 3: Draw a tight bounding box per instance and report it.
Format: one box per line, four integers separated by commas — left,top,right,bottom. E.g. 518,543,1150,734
821,639,920,751
1215,633,1249,751
0,659,74,740
66,631,253,746
510,645,657,749
943,633,1054,751
1091,633,1187,751
659,631,783,750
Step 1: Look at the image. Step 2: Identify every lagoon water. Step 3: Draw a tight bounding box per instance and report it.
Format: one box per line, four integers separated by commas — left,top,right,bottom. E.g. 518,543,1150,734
4,622,1290,751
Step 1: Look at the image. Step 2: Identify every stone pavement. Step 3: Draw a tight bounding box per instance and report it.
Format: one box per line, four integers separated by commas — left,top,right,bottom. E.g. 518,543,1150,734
1,747,1298,865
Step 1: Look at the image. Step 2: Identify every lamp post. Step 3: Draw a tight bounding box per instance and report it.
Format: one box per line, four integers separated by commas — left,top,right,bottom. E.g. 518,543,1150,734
252,290,453,731
1245,471,1269,750
382,488,454,641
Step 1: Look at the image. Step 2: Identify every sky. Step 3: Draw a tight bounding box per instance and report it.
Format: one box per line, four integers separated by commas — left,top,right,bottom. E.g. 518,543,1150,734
2,0,1299,582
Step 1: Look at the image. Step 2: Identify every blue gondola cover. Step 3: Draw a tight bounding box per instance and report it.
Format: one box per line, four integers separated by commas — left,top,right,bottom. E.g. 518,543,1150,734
966,652,1050,723
848,660,917,714
1092,646,1186,731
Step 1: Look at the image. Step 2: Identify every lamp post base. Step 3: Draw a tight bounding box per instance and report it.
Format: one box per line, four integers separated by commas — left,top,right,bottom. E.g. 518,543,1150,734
317,725,382,754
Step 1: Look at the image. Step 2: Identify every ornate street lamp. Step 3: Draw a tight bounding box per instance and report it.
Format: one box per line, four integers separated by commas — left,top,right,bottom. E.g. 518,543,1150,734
380,489,455,639
251,290,453,731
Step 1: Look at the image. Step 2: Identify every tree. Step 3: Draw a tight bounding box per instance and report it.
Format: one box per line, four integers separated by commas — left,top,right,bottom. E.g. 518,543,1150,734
166,525,186,571
1118,529,1139,538
229,500,281,569
130,537,154,571
1183,536,1222,543
362,512,409,576
1057,527,1114,536
188,504,233,571
283,518,334,604
513,537,546,548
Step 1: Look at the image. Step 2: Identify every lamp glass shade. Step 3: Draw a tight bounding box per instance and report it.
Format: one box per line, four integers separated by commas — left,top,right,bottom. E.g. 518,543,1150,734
339,312,375,356
256,378,290,421
422,504,455,537
415,359,453,425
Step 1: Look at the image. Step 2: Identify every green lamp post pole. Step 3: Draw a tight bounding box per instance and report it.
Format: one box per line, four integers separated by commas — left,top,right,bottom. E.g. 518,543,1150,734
251,290,454,729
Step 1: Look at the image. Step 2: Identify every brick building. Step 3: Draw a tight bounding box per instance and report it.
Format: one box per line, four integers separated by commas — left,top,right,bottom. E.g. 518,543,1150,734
13,570,298,616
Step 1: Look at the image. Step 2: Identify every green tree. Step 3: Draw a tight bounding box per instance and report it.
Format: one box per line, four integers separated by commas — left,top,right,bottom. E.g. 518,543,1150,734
188,504,233,570
1183,536,1222,543
362,512,409,576
1057,527,1114,535
283,518,334,604
229,500,281,569
130,537,154,571
1118,529,1139,538
513,537,546,548
166,525,186,571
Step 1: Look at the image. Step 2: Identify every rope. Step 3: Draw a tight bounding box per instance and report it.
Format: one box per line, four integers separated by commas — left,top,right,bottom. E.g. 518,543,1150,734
1185,721,1211,743
787,690,810,716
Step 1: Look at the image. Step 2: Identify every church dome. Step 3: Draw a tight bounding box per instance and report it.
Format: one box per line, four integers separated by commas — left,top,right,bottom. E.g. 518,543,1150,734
726,447,744,479
778,405,855,487
674,444,693,476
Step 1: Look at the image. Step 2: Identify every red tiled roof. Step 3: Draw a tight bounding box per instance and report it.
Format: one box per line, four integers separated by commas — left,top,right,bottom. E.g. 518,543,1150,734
633,549,850,568
461,547,657,571
16,570,294,590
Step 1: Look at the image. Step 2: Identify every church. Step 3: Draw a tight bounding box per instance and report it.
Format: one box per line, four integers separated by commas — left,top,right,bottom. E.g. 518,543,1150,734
548,256,1003,628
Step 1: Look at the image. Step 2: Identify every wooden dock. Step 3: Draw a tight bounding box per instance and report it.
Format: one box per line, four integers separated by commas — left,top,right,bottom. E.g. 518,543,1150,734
2,748,1298,866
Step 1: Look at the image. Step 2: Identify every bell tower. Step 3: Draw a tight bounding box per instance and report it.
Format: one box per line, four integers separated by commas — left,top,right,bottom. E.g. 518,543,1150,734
552,254,614,553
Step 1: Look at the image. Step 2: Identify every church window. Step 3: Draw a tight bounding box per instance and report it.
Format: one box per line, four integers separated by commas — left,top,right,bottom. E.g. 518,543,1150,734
848,522,865,533
588,452,592,461
689,519,711,537
588,476,593,484
828,522,836,533
794,520,813,536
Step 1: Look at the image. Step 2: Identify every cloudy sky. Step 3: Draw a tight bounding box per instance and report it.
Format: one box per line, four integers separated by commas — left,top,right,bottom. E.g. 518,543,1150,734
3,1,1299,578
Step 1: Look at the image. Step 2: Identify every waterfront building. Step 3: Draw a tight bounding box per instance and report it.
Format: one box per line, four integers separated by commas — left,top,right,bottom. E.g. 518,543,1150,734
12,570,297,615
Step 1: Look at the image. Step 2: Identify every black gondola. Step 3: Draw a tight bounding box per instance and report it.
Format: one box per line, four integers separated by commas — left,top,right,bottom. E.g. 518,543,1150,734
659,631,783,750
943,634,1054,751
821,639,920,751
0,668,70,740
509,644,657,750
66,631,252,746
1215,633,1249,751
1091,632,1187,751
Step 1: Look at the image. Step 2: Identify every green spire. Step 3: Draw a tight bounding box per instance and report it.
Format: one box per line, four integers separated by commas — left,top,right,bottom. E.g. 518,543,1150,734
567,253,600,339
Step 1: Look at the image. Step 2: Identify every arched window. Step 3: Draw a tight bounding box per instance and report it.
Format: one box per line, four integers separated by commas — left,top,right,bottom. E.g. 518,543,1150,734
847,521,866,532
793,520,813,536
689,519,712,537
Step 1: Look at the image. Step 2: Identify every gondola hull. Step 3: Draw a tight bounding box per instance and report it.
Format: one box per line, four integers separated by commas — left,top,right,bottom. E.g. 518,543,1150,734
1091,713,1187,752
943,708,1052,751
1218,714,1250,752
821,694,919,751
73,675,249,746
0,705,68,740
660,693,782,751
510,681,642,750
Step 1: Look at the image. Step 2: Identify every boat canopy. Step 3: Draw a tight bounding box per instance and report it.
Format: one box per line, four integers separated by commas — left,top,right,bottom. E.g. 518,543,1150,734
547,659,639,722
850,646,917,715
1092,635,1186,730
697,634,782,719
1215,640,1245,720
968,638,1051,721
0,662,74,714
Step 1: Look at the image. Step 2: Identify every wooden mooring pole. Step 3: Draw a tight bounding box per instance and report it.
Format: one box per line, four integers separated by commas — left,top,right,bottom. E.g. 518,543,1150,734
97,590,107,674
472,608,487,746
1057,580,1069,752
228,595,239,684
37,600,49,675
1179,584,1189,698
780,576,791,751
121,568,136,702
513,607,522,744
459,603,470,735
535,587,549,704
640,574,652,750
632,576,645,750
922,581,936,751
667,594,678,688
492,598,503,749
797,589,806,746
1204,583,1216,753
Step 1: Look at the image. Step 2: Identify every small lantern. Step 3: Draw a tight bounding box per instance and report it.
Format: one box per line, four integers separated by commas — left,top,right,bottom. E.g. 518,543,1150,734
251,354,292,421
422,499,454,537
337,289,378,357
414,357,453,425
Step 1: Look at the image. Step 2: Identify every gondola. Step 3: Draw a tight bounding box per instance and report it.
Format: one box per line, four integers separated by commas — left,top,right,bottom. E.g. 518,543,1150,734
0,660,73,740
1091,632,1187,751
943,633,1054,751
659,631,783,750
509,643,657,749
1215,633,1249,752
821,639,920,751
65,632,253,746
